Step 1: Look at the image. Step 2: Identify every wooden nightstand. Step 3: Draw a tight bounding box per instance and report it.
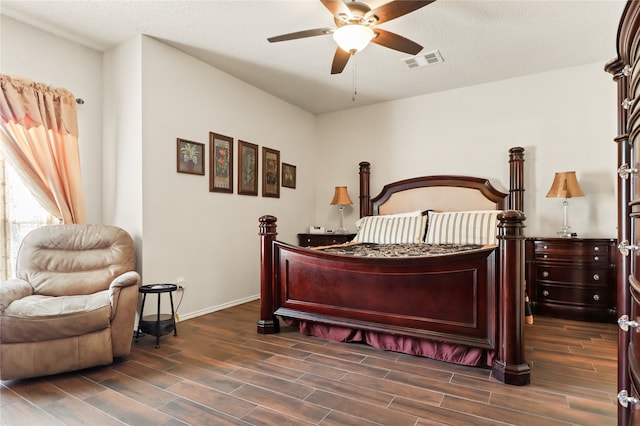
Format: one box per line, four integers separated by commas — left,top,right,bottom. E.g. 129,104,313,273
525,237,617,323
297,233,356,247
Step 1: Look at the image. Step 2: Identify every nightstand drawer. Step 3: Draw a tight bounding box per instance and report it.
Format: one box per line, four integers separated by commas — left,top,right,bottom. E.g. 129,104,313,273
533,241,609,264
534,265,610,285
535,283,609,307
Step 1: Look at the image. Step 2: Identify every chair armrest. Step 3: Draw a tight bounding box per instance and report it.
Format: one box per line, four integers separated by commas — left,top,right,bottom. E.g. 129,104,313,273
109,271,141,306
108,271,141,356
0,279,33,314
110,271,141,289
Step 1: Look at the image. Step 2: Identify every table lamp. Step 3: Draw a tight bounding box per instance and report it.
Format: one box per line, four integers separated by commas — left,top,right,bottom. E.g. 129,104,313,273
330,186,353,234
545,171,585,238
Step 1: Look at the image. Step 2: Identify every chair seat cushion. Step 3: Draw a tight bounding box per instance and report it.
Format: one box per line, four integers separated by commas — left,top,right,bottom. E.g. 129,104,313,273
0,290,111,343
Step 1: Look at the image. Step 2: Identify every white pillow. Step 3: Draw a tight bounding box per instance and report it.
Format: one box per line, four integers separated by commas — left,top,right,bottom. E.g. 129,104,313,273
425,210,502,245
353,214,428,244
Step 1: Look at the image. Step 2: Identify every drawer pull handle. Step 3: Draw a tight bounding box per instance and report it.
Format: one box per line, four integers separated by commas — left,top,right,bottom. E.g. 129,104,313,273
593,294,600,301
618,390,639,408
618,240,640,256
542,271,549,278
593,256,599,262
543,245,548,249
593,274,600,281
618,163,639,179
618,315,640,332
594,246,600,252
542,290,549,297
543,254,548,259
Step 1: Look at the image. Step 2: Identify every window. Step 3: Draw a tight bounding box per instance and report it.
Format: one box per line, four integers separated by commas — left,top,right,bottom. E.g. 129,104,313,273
0,154,58,280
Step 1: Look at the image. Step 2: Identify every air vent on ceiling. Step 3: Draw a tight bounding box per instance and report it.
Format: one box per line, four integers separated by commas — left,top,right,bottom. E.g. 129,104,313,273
403,50,444,69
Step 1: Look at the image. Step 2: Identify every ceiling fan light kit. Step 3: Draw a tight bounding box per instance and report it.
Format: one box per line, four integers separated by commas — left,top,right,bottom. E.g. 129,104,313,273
267,0,435,74
333,24,375,53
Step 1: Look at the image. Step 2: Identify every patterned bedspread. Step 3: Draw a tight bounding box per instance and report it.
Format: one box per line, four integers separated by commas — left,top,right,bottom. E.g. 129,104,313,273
314,242,494,258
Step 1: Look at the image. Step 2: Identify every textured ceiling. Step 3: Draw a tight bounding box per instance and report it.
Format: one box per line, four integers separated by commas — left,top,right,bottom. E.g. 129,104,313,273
0,0,628,114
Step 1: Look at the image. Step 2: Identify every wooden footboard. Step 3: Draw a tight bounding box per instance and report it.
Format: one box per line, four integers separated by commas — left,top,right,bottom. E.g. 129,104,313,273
274,241,498,349
258,211,530,386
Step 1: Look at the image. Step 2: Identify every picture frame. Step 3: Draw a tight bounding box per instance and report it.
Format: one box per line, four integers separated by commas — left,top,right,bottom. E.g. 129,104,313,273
209,132,234,193
238,140,258,196
177,138,205,175
282,163,296,189
262,146,280,198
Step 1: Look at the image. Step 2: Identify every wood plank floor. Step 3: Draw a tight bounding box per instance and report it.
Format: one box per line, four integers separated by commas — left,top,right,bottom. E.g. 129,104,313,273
1,300,617,425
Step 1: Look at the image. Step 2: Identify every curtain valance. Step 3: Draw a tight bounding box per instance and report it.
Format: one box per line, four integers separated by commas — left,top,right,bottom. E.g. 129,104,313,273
0,75,78,137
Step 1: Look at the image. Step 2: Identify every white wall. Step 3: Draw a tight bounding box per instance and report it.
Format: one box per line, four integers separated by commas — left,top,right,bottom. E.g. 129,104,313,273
102,36,144,265
315,62,618,239
134,36,317,317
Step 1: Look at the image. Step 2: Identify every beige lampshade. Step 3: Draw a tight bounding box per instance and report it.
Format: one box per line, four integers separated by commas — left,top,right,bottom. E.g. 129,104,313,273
545,171,585,199
330,186,353,205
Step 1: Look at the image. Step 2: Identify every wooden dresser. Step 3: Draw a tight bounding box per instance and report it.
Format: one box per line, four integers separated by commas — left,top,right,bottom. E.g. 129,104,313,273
525,237,617,323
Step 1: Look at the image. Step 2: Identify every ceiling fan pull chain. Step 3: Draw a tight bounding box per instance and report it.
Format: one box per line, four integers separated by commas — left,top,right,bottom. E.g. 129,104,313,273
352,60,357,102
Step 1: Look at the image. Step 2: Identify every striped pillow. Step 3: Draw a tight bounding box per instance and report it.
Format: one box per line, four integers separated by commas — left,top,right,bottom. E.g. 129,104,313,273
425,210,501,245
353,215,428,244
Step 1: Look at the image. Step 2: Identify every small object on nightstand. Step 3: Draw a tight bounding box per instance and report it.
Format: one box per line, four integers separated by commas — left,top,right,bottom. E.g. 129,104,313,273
309,226,325,234
298,232,356,247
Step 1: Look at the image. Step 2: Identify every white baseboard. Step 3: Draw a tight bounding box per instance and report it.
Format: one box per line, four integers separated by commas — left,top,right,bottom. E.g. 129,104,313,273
175,294,260,322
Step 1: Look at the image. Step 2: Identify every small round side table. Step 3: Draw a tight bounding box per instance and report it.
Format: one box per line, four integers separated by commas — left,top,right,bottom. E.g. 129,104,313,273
136,283,177,348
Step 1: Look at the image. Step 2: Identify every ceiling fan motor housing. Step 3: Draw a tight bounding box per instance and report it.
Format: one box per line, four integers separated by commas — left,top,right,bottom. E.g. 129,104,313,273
335,1,378,27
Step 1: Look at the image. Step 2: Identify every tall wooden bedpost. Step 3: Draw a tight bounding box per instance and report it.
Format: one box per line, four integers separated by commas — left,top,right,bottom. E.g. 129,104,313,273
359,161,371,218
508,147,525,211
494,210,530,385
493,146,529,385
257,215,279,334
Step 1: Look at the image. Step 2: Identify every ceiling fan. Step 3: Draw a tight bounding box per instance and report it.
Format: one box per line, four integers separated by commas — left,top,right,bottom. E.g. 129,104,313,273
267,0,436,74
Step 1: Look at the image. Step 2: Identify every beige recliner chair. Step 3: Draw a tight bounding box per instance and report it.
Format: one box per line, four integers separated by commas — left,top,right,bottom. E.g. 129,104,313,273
0,224,140,380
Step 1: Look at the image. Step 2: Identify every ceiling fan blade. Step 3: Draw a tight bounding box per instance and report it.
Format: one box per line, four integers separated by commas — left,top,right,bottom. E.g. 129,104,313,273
320,0,352,19
371,0,436,25
331,48,352,74
268,28,334,43
372,28,423,55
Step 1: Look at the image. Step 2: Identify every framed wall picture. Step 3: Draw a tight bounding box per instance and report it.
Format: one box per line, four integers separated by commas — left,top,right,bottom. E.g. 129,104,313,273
238,140,258,196
282,163,296,189
177,138,205,175
262,147,280,198
209,132,233,193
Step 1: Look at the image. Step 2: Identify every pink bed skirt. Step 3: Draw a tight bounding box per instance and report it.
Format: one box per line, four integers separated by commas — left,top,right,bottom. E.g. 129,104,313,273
292,319,494,367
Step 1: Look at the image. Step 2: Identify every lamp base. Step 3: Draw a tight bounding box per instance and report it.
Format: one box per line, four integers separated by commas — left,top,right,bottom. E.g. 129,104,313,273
337,206,348,234
556,227,576,238
556,200,577,238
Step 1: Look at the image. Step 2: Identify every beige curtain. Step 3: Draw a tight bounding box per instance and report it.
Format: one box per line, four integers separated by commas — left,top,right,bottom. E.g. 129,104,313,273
0,75,86,224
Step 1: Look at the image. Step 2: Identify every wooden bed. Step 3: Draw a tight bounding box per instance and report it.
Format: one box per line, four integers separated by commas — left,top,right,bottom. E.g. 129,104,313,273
257,147,530,386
